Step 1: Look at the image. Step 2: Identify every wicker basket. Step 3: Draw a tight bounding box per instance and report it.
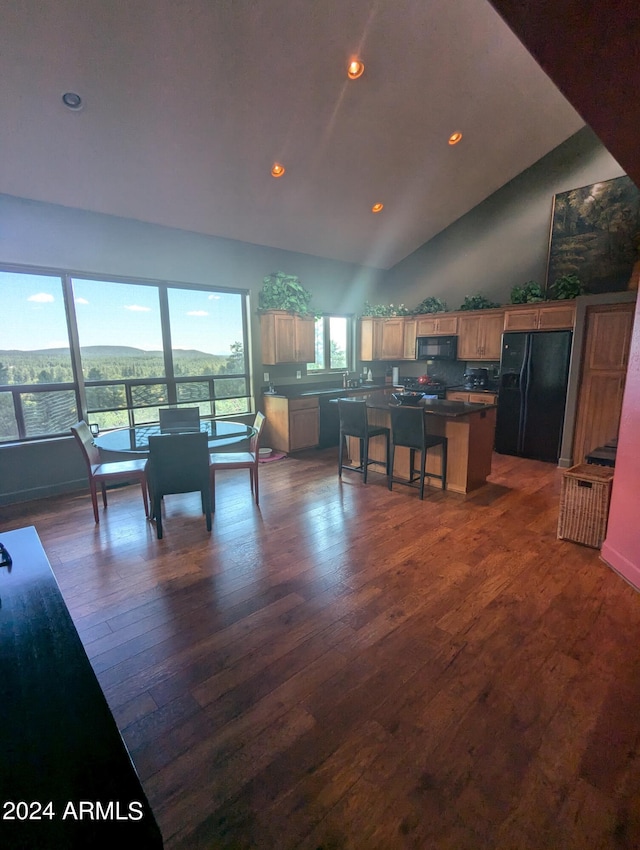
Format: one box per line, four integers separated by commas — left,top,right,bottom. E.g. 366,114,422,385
557,463,615,548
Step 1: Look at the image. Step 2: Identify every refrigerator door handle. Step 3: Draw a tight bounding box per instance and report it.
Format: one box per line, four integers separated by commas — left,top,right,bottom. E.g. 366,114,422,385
518,335,531,455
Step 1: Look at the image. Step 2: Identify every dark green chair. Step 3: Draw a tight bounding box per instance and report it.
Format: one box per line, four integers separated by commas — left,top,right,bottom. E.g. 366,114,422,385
147,431,212,539
338,399,390,483
388,406,447,499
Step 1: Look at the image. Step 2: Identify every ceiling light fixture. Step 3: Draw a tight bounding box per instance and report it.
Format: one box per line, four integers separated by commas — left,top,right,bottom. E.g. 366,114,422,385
271,163,285,178
448,131,463,145
62,92,83,111
371,203,384,213
347,59,365,80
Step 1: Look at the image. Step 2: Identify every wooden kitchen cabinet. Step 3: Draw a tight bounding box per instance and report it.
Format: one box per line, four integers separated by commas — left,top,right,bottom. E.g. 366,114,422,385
359,317,383,361
446,390,497,404
403,318,417,359
260,311,316,365
262,395,319,453
572,301,635,464
503,302,576,332
380,318,406,359
456,310,504,360
416,313,458,336
360,317,414,360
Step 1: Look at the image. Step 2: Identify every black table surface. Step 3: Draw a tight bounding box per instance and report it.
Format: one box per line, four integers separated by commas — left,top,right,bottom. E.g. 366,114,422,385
95,418,254,453
0,526,163,849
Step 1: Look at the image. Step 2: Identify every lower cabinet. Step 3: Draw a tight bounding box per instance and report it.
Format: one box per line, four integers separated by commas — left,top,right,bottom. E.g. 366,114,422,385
263,395,320,453
446,391,497,404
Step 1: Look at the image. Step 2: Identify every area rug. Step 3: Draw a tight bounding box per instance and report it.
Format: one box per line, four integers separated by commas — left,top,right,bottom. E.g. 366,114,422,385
259,451,287,463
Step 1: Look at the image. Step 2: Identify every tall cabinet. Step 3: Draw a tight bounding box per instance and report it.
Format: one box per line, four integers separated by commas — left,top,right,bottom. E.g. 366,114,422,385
572,302,635,463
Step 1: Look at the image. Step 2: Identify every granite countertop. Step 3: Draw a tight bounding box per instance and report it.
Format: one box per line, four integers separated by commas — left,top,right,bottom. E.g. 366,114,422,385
263,383,390,398
355,390,498,418
447,384,500,394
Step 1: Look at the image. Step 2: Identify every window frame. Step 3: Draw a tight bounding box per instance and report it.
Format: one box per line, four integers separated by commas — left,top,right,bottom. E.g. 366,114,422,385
307,313,354,374
0,265,253,443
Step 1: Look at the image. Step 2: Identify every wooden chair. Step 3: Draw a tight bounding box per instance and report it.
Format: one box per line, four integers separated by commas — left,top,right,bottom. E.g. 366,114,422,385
209,412,266,508
388,406,447,499
338,399,389,483
159,406,201,433
71,421,149,523
147,431,212,539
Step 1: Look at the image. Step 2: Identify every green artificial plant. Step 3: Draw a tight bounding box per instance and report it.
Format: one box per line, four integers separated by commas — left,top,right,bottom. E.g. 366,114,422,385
458,294,501,311
362,302,411,317
258,272,313,316
548,273,585,300
510,280,544,304
412,296,447,314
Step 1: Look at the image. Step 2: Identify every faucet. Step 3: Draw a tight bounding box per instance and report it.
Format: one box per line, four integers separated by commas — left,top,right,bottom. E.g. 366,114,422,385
342,371,349,389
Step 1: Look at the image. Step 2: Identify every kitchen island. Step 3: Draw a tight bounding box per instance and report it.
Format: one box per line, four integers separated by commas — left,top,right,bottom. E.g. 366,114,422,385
344,390,497,494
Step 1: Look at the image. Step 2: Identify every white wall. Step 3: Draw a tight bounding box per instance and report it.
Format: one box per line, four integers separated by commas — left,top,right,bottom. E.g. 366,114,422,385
382,128,626,310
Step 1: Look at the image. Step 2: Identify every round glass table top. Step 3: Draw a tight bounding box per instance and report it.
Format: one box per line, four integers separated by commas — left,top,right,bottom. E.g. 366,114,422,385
94,420,255,453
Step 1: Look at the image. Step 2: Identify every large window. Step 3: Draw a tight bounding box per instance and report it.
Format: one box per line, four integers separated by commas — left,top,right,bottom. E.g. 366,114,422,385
166,287,248,417
0,271,78,441
0,269,251,442
308,315,351,372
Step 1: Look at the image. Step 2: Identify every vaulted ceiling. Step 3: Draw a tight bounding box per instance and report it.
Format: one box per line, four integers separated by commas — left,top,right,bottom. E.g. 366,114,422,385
0,0,584,269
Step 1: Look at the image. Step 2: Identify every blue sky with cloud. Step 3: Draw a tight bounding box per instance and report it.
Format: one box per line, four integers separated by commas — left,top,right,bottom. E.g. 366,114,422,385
2,271,244,354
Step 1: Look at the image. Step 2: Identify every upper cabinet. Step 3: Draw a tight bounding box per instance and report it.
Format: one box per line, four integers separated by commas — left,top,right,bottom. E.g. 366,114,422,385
416,314,458,336
456,309,504,361
360,314,458,361
357,301,578,364
360,317,410,361
380,318,406,360
260,311,316,365
503,302,576,332
403,319,417,359
359,317,382,361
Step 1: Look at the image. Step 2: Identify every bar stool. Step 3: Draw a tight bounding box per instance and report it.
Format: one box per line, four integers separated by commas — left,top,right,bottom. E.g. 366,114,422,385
388,406,447,499
338,399,390,483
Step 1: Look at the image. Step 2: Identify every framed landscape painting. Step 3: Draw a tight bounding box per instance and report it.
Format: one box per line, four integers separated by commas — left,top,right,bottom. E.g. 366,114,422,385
546,175,640,294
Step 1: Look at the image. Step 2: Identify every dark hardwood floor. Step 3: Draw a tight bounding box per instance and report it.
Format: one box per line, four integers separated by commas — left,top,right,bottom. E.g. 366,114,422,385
2,449,640,849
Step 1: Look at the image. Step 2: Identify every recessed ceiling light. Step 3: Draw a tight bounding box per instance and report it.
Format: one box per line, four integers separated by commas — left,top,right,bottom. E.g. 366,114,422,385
347,60,365,80
448,131,463,145
62,92,83,111
371,203,384,213
271,163,285,178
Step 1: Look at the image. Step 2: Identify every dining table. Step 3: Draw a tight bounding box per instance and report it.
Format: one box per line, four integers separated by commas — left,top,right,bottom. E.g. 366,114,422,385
94,419,256,455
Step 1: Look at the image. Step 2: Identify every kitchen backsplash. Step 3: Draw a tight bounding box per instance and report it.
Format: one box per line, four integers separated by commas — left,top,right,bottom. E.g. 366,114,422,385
262,358,499,392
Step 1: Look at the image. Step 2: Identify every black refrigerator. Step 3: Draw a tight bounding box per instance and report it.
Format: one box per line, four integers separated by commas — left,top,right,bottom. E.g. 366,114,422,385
495,330,572,463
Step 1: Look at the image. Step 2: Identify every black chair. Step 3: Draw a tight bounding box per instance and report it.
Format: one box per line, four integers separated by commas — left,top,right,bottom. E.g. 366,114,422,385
159,406,201,433
147,431,212,539
338,399,390,483
388,406,447,499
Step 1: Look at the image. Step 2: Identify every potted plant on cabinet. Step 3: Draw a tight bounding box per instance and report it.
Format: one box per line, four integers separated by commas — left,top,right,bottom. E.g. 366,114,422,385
510,280,544,303
458,294,501,310
548,273,585,300
412,296,448,314
258,272,314,316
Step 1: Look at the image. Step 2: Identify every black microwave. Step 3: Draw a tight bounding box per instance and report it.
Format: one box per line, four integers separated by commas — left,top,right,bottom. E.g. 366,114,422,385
416,335,457,360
